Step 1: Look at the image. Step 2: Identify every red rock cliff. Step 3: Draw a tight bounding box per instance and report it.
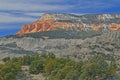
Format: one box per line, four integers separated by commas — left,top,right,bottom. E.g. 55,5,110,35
17,14,120,35
17,19,72,34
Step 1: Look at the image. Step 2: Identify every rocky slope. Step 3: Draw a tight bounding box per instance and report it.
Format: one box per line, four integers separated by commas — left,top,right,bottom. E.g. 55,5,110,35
17,13,120,34
0,30,120,62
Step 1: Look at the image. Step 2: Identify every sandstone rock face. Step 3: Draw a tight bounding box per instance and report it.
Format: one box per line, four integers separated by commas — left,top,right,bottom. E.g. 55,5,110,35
108,24,120,31
17,13,120,35
17,19,72,34
89,24,103,31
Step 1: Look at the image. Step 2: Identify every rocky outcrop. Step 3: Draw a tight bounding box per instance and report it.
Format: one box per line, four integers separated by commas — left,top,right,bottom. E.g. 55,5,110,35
17,13,120,35
17,19,72,34
108,24,120,31
89,24,103,31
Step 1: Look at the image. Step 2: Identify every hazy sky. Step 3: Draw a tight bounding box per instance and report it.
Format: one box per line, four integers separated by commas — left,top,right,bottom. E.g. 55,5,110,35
0,0,120,36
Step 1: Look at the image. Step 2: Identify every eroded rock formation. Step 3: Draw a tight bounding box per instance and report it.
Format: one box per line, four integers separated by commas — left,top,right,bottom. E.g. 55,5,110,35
17,13,120,35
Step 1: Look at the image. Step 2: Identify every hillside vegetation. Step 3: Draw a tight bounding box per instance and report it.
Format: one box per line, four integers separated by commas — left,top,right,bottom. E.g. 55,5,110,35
0,52,120,80
6,29,102,39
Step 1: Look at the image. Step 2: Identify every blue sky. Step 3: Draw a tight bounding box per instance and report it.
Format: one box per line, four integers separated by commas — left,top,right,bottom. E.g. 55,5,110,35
0,0,120,36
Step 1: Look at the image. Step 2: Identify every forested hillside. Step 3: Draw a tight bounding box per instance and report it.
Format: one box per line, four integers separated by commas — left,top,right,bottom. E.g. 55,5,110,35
0,52,120,80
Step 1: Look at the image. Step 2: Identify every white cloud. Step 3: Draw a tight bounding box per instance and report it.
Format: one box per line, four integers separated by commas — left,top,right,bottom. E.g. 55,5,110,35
24,12,44,17
0,25,18,30
0,0,72,25
0,0,72,24
0,0,72,11
0,13,37,23
0,12,43,30
0,0,64,4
